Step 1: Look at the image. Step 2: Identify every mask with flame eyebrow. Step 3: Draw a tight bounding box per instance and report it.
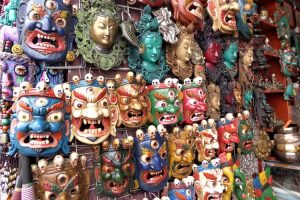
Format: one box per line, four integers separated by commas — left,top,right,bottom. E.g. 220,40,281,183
33,153,90,200
133,125,168,192
114,72,150,128
8,81,70,157
168,125,195,179
70,74,119,145
96,137,135,196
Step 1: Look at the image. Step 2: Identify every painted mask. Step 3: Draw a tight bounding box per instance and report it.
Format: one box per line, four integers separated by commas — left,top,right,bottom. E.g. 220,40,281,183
238,111,253,155
206,83,221,120
133,125,168,192
217,113,239,154
168,125,195,179
233,167,250,200
171,0,206,30
207,0,239,34
0,52,37,101
75,0,126,70
8,81,70,157
194,159,224,200
97,137,135,196
243,89,253,110
253,167,276,200
115,72,150,128
148,78,182,126
34,154,90,200
223,42,238,69
70,73,119,145
16,0,77,62
162,176,195,200
182,77,207,124
205,42,222,70
0,0,19,26
128,6,169,83
275,14,291,46
219,154,234,200
196,119,219,162
236,0,257,40
166,23,204,80
280,48,299,77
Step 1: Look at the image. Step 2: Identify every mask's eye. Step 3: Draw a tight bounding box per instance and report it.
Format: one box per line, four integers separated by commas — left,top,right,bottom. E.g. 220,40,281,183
17,111,32,122
188,99,198,106
14,65,28,76
174,99,180,106
48,69,61,75
120,97,130,104
45,191,57,200
186,189,192,196
47,111,63,122
56,174,68,187
176,149,184,156
56,18,66,28
29,11,41,21
150,140,159,149
45,0,57,10
141,155,152,163
156,101,167,108
160,150,167,159
100,99,108,107
69,185,79,196
73,100,86,109
224,132,231,139
235,177,241,184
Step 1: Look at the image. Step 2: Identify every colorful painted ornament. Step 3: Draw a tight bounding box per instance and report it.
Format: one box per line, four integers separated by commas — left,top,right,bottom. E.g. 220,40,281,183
96,137,135,196
70,73,119,145
207,0,239,34
16,0,77,62
114,72,150,128
128,6,169,83
33,153,90,200
161,176,195,200
8,81,70,156
147,78,182,126
75,0,126,70
133,125,168,192
168,125,195,179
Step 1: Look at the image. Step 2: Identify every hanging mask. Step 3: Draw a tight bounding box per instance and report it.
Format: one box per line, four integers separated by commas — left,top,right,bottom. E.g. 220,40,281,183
16,0,77,62
33,153,90,200
233,167,252,200
275,13,291,47
96,137,134,196
207,0,239,34
166,23,204,80
194,159,225,200
223,42,238,74
237,111,254,155
0,52,37,101
253,167,276,200
70,73,119,145
206,83,221,120
182,77,207,125
148,78,182,126
75,0,126,70
196,119,219,162
114,72,150,128
168,125,195,179
128,6,169,83
8,81,70,156
161,176,195,200
133,125,168,192
217,113,239,154
280,48,299,77
0,0,18,26
218,153,234,200
171,0,206,31
236,0,257,40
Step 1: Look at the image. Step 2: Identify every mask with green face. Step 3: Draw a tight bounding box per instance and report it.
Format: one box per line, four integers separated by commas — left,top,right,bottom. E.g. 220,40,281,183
238,111,254,155
223,42,238,69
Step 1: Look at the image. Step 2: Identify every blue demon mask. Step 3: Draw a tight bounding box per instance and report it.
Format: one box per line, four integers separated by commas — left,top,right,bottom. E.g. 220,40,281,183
8,82,70,156
163,177,195,200
133,125,168,192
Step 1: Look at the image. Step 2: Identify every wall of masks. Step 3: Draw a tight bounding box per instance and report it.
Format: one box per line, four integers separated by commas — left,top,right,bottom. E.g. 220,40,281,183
1,0,299,199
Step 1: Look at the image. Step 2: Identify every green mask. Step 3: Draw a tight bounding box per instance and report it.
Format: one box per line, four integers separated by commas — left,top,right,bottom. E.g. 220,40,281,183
234,168,248,200
223,43,238,69
238,112,254,155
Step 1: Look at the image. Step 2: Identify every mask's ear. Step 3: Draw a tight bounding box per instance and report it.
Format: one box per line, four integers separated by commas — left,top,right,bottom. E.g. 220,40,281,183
16,2,28,43
207,0,219,31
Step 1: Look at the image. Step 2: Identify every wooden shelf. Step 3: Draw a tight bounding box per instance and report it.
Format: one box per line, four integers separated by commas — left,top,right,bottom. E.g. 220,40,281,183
264,51,280,59
265,159,300,171
252,64,271,70
263,89,285,94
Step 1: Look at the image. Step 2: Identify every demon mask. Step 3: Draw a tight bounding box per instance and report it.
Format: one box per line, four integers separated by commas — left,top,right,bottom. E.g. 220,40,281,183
96,137,135,196
171,0,206,30
162,176,195,200
147,78,182,126
8,81,70,156
128,6,169,83
217,113,239,154
168,125,195,179
75,0,126,70
253,167,276,200
166,23,204,80
134,125,168,192
182,77,207,124
34,154,90,200
207,0,239,34
194,159,225,200
196,119,219,162
70,73,119,145
0,52,37,101
17,0,77,62
237,111,253,155
114,72,150,128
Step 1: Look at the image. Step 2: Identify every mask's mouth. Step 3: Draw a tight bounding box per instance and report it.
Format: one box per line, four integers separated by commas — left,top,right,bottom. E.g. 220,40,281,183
225,143,235,151
127,109,144,123
142,166,167,184
158,113,177,125
242,140,253,150
205,149,216,158
105,178,129,196
207,193,222,200
222,10,237,28
187,1,203,18
175,162,192,174
25,29,66,55
19,132,60,150
1,88,13,99
190,112,204,122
